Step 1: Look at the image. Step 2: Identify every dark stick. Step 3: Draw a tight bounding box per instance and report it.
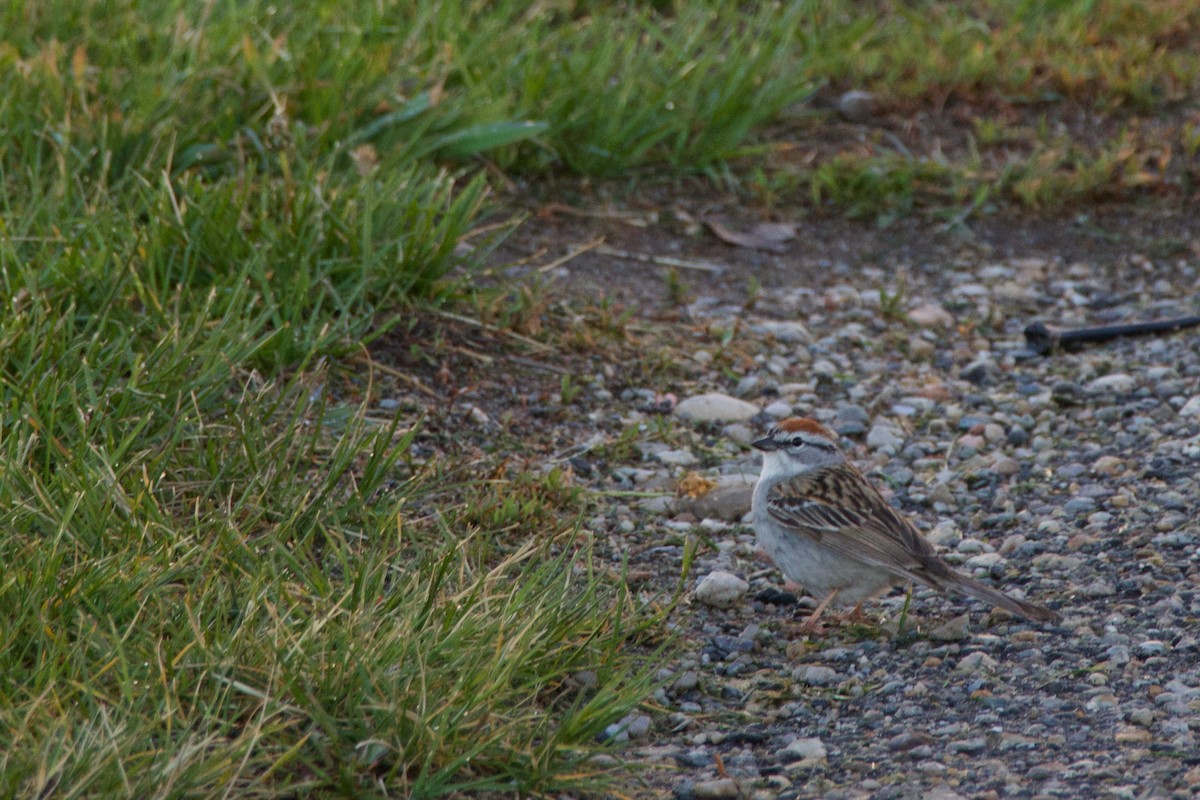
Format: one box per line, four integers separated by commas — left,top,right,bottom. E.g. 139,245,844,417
1024,315,1200,355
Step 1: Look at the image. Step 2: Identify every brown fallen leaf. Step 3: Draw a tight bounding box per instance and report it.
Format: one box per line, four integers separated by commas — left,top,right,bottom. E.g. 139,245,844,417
677,471,717,499
705,218,796,252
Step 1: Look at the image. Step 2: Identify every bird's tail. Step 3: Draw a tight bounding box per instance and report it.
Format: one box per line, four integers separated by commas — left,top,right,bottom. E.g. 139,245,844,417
948,571,1060,623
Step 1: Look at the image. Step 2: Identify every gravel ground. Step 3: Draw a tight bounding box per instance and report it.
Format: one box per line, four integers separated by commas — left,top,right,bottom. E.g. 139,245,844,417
382,210,1200,798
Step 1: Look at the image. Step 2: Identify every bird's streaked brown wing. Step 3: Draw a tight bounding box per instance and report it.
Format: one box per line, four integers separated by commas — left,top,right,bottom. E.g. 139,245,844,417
765,463,938,578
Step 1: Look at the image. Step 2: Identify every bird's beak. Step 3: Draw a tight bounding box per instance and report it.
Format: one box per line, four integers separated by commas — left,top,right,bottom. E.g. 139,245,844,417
751,436,780,452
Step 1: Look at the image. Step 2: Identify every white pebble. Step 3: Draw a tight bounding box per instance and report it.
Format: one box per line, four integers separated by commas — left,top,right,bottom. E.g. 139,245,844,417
693,571,749,609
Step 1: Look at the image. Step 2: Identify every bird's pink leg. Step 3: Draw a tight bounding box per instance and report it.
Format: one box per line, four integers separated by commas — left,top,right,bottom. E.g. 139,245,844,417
797,589,840,634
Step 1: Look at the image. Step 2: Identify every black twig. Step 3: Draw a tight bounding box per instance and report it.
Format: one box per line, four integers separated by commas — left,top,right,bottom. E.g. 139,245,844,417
1023,315,1200,356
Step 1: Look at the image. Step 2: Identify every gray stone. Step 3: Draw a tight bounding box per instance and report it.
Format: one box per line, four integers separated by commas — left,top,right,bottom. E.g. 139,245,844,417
752,319,812,344
908,303,955,328
837,89,875,122
867,420,905,451
692,778,741,799
655,448,699,466
1136,640,1170,657
928,614,971,642
781,736,827,764
955,652,998,672
688,483,754,522
722,423,754,446
734,375,761,398
1064,497,1097,515
1179,396,1200,417
928,520,961,547
693,571,749,609
674,393,760,423
764,400,792,419
792,665,840,686
1086,373,1135,394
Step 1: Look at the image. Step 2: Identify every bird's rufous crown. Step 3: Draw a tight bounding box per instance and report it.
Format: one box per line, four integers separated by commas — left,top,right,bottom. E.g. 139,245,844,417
774,417,836,438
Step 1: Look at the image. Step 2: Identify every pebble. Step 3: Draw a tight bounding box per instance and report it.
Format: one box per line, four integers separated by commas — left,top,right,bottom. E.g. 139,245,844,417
692,778,740,799
688,483,755,522
1136,640,1170,657
1086,373,1135,394
1179,396,1200,417
674,393,760,423
866,420,905,451
780,736,827,765
908,302,955,327
928,614,971,642
753,319,813,344
655,448,699,466
792,665,841,686
956,652,999,672
990,456,1021,477
1064,497,1097,515
733,375,762,397
763,400,792,419
960,359,1000,386
928,520,961,546
693,571,749,609
722,422,754,446
837,89,875,123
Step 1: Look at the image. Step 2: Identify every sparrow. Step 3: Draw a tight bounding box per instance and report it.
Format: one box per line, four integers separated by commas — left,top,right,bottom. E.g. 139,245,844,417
751,417,1059,630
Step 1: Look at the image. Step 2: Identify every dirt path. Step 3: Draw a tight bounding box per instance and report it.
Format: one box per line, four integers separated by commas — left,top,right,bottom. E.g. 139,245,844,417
378,197,1200,798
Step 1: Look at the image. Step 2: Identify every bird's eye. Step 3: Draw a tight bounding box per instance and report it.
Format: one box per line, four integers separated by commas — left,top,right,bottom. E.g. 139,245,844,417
790,436,804,447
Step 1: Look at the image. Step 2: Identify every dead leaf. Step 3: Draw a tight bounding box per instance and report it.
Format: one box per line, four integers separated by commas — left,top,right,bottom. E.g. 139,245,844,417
705,218,796,252
677,471,717,499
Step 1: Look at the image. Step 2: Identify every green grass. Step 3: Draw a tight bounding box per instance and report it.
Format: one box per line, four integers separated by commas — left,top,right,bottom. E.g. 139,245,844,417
1,0,1196,795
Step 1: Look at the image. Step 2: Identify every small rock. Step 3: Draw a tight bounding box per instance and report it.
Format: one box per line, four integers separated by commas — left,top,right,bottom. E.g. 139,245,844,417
655,448,699,466
928,614,971,642
674,393,760,423
734,375,762,398
722,423,754,446
928,520,961,546
1114,726,1152,744
948,737,987,754
764,400,793,419
1179,396,1200,417
672,671,700,692
908,303,955,328
955,652,998,672
1086,373,1135,394
781,736,827,764
792,665,840,686
867,420,905,451
1064,497,1097,515
638,494,675,515
923,788,967,800
692,778,741,799
1092,455,1124,476
625,714,652,738
1007,427,1030,447
966,553,1004,569
837,89,875,123
753,319,813,344
960,359,1000,386
929,483,956,506
693,571,749,609
1136,640,1170,657
990,456,1021,477
689,484,754,522
466,404,493,426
